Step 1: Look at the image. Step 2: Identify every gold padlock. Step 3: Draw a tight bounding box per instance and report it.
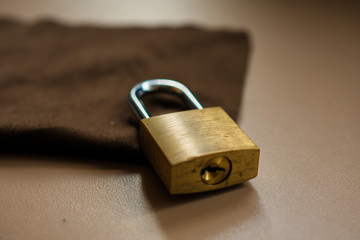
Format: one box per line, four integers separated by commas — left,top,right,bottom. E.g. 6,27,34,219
129,79,259,194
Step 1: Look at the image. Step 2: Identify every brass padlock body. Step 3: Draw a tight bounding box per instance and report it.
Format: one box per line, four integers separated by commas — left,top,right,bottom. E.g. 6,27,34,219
140,107,259,194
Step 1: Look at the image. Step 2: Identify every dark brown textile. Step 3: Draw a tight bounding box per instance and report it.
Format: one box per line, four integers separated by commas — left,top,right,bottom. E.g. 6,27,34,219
0,18,249,160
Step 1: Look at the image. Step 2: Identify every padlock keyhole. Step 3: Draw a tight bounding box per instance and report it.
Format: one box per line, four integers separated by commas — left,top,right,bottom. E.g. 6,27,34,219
201,166,226,174
200,157,231,185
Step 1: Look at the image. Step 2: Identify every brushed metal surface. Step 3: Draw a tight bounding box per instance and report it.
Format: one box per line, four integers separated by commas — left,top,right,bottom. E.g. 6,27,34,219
140,107,259,194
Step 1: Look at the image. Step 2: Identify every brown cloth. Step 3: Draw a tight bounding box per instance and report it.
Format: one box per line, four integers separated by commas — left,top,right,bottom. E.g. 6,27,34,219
0,18,249,161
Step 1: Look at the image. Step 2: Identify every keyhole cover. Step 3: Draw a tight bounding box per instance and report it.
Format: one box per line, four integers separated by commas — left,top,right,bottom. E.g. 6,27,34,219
201,157,232,185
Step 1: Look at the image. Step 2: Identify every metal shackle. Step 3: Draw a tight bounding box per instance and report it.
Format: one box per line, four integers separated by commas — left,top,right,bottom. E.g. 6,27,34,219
129,79,203,119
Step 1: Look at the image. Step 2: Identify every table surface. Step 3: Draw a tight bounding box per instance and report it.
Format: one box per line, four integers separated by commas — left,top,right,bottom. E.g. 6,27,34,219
1,1,360,239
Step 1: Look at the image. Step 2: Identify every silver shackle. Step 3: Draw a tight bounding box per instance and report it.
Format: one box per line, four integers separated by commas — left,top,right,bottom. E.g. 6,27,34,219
129,79,203,119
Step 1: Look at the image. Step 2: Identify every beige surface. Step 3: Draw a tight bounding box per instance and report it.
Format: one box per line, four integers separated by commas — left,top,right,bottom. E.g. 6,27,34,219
1,1,360,239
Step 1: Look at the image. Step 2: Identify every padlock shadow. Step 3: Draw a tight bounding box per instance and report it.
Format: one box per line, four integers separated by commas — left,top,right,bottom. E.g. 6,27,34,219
140,170,261,240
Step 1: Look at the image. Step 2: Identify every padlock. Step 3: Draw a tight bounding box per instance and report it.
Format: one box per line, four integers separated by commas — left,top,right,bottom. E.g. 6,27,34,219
129,79,259,194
